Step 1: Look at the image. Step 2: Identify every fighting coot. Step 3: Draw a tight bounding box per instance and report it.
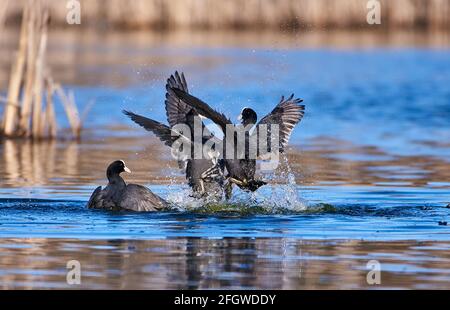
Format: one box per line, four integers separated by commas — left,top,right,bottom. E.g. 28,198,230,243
172,88,305,198
123,72,225,199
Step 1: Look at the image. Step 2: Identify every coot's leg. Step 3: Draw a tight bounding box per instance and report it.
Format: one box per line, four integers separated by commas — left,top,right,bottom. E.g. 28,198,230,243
200,161,223,188
224,181,233,200
229,177,244,186
200,179,205,194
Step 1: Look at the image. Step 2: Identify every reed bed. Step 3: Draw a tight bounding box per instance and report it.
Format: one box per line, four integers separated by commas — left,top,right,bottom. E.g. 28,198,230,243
2,0,450,30
0,0,86,140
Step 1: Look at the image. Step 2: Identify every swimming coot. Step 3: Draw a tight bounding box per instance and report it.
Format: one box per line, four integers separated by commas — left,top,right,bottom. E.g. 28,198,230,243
171,88,305,198
87,160,169,212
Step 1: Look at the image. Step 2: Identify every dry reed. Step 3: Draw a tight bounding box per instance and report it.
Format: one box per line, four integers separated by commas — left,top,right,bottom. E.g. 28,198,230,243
0,0,87,140
0,0,8,33
52,80,94,140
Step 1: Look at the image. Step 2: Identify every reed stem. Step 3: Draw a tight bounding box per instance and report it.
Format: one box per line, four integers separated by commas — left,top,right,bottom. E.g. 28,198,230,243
1,1,87,140
2,3,28,136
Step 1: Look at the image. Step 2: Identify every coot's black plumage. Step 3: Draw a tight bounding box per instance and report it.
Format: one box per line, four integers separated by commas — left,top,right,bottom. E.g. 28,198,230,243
171,88,305,198
87,160,169,212
123,72,225,198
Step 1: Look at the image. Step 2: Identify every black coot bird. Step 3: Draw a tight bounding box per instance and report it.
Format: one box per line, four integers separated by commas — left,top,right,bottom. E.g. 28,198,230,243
123,72,225,198
87,160,169,211
171,88,305,199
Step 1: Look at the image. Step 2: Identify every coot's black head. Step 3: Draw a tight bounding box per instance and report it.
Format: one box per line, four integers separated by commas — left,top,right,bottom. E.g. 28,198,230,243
238,107,257,126
107,160,131,179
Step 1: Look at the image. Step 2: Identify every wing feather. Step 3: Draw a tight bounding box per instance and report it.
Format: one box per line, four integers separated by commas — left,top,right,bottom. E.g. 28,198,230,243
165,71,190,127
87,186,105,209
171,87,231,133
123,110,178,147
255,94,305,155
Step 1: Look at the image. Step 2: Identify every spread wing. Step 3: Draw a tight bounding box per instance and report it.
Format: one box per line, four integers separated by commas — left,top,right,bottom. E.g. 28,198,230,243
123,110,222,174
121,184,169,212
87,186,103,209
87,186,118,210
165,71,217,138
125,72,225,178
165,71,190,127
123,110,220,147
123,110,181,147
254,94,305,155
171,87,231,133
123,110,189,169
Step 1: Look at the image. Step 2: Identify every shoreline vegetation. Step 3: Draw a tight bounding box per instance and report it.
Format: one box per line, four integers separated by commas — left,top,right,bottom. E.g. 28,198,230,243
0,1,87,140
2,0,450,31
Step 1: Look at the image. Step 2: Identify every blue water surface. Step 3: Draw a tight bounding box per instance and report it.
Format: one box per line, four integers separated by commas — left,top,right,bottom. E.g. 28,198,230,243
1,47,450,241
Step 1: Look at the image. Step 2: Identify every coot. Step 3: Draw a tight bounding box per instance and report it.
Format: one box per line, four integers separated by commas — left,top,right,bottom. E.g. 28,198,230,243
87,160,169,212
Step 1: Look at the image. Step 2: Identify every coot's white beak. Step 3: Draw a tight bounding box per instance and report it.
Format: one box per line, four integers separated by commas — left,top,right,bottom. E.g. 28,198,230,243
124,166,132,173
237,113,242,121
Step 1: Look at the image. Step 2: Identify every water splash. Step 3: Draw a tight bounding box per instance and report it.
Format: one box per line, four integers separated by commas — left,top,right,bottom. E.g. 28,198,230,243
164,155,308,214
166,187,206,211
257,154,308,212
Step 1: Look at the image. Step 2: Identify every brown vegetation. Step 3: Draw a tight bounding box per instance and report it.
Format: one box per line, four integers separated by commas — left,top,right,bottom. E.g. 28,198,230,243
2,0,450,31
0,0,86,140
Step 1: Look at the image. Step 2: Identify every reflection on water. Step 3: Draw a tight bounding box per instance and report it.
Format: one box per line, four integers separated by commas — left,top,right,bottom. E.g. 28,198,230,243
0,131,178,196
2,139,75,187
1,133,449,199
1,238,450,289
